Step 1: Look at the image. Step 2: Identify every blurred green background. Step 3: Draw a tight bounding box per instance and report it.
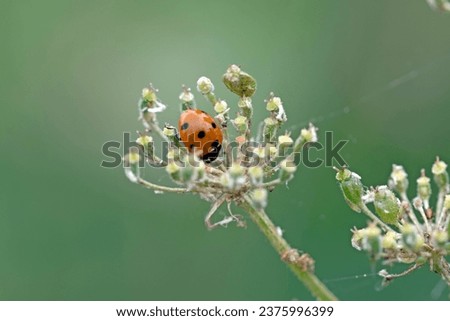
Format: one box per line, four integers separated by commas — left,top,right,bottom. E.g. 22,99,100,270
1,0,449,300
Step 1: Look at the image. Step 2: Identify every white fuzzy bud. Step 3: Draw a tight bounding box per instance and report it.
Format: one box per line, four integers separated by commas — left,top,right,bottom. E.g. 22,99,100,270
197,76,214,94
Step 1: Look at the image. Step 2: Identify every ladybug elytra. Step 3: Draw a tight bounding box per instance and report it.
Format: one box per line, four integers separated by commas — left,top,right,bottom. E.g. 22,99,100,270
178,109,223,162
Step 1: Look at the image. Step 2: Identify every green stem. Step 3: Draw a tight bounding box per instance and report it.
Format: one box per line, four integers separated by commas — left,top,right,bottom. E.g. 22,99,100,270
238,196,338,301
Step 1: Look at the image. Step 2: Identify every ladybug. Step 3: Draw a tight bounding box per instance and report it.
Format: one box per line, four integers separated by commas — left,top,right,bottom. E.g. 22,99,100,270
178,109,223,162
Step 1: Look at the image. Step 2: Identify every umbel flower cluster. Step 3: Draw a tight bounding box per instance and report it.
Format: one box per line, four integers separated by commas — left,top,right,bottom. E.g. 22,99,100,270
124,65,317,230
336,160,450,286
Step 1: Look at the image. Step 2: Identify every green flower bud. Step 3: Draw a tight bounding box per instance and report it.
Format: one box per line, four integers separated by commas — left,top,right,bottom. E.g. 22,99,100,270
374,186,402,225
336,168,364,212
222,64,257,97
263,117,279,143
432,158,448,189
166,161,181,182
389,164,408,194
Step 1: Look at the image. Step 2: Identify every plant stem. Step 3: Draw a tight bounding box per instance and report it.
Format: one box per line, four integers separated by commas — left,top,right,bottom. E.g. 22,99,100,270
137,177,188,193
238,196,338,301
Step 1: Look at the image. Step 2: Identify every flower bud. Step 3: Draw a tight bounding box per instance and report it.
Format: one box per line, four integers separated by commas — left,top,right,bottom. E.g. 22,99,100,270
361,224,381,258
336,168,364,212
222,163,246,190
142,87,157,102
136,134,155,160
214,99,228,114
278,134,293,147
252,188,268,209
432,158,448,189
229,162,245,178
238,96,253,118
196,76,214,94
266,95,282,112
263,117,279,143
417,170,431,202
278,134,293,156
351,228,365,251
381,231,398,250
300,123,318,143
136,135,153,147
268,146,277,159
279,160,296,182
222,64,257,97
178,155,199,183
139,84,167,116
163,126,176,137
401,223,423,252
195,159,206,181
248,166,264,185
389,164,408,194
179,89,194,103
179,86,195,110
124,149,142,183
165,161,181,182
232,115,248,134
374,186,401,225
444,194,450,210
127,149,141,165
432,230,448,248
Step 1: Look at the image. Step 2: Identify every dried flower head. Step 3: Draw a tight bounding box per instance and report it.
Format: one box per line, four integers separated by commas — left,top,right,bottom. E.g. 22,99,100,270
125,65,317,230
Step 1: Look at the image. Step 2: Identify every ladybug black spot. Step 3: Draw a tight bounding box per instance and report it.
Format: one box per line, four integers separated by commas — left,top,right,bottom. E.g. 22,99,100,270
189,144,194,149
181,122,189,130
202,141,222,162
198,131,205,139
211,122,217,128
